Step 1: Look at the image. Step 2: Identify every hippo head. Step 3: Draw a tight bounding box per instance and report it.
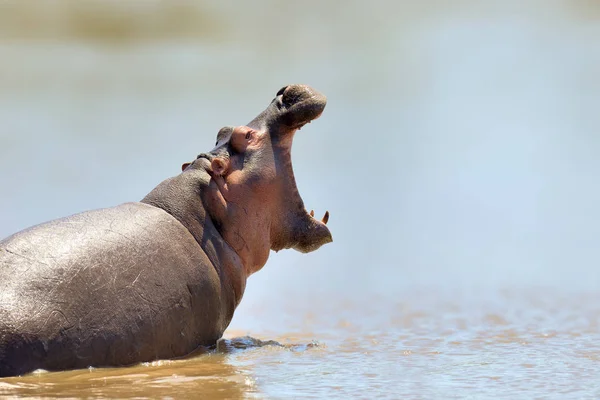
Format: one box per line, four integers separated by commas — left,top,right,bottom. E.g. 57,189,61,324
186,85,332,273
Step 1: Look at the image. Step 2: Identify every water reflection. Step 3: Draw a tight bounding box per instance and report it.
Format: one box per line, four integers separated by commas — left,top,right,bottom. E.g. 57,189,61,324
0,336,323,399
1,289,599,398
0,349,254,399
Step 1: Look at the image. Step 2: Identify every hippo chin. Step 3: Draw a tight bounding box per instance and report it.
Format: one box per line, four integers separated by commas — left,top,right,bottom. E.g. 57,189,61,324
0,84,332,377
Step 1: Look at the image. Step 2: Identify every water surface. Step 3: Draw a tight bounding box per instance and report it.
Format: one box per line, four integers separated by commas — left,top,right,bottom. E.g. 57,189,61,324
1,1,599,398
1,288,599,398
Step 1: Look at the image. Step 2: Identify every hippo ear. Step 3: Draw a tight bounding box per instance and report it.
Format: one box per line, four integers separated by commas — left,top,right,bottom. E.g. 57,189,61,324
216,126,235,146
181,162,191,172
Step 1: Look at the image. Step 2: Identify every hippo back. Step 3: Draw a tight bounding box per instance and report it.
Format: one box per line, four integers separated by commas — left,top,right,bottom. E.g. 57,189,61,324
0,202,224,376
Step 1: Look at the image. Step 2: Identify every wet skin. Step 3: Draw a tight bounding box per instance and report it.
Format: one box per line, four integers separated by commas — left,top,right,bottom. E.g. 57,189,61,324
0,84,332,377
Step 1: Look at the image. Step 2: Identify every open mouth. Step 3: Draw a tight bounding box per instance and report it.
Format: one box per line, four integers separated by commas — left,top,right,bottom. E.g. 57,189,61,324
281,85,330,230
269,85,332,253
295,159,332,253
197,84,332,254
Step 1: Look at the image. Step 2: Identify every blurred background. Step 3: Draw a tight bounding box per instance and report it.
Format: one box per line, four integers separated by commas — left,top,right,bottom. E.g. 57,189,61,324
2,2,600,397
0,0,599,330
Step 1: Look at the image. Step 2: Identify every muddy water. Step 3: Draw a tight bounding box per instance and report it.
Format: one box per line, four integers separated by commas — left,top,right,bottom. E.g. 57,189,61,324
1,1,600,398
1,288,599,398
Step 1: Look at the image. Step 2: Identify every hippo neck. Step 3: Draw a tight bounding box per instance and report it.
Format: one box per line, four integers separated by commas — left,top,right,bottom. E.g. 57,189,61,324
200,177,273,276
141,172,247,312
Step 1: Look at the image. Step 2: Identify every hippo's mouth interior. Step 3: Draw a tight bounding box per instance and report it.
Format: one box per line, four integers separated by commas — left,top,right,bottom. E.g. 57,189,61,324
252,84,333,253
277,145,333,254
277,121,332,253
294,138,330,227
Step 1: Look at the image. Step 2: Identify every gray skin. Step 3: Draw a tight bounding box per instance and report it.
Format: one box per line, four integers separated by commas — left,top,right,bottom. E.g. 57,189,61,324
0,84,332,377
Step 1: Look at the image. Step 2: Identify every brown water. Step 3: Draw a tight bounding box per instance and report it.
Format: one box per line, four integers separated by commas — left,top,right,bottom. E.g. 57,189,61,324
1,288,599,398
1,1,599,398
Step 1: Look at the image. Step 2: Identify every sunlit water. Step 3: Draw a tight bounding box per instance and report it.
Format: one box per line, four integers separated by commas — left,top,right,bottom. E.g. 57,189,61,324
1,1,600,398
1,288,599,399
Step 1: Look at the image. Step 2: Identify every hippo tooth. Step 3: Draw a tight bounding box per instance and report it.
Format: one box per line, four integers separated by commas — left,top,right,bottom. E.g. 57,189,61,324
322,211,329,225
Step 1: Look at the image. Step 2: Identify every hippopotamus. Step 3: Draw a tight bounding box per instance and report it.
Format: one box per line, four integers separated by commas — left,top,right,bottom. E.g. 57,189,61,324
0,84,332,377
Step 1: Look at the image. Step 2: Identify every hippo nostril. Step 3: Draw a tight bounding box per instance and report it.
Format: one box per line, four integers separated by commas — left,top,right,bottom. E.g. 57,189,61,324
276,86,288,97
248,84,326,132
280,84,320,109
